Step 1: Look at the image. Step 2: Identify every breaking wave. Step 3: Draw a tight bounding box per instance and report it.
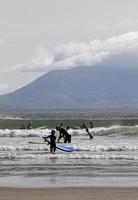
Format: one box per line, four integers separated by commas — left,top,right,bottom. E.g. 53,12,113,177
0,125,138,137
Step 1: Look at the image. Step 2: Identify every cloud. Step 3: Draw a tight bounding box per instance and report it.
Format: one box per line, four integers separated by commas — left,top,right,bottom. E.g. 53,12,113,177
7,46,54,73
0,83,11,95
0,39,7,46
8,32,138,73
0,83,9,89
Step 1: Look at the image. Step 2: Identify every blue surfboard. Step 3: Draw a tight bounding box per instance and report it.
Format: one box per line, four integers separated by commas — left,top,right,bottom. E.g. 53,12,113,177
56,144,74,152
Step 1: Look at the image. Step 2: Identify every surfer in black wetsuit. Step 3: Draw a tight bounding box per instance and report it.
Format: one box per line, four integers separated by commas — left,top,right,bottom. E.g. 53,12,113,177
65,127,71,143
90,121,94,128
26,122,32,129
56,126,71,143
80,122,87,129
20,124,26,129
43,130,56,153
86,128,93,139
59,122,63,128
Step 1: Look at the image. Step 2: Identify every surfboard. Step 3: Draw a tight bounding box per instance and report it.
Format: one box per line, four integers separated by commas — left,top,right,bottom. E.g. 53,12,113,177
56,144,74,152
28,141,74,152
28,141,48,144
42,136,64,143
35,125,47,129
71,126,80,130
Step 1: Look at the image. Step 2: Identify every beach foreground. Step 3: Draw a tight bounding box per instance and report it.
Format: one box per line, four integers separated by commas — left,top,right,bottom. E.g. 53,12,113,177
0,187,138,200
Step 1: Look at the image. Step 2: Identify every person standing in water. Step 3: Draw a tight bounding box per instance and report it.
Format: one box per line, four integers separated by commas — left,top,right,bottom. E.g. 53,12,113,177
43,130,56,153
65,127,71,143
26,122,32,129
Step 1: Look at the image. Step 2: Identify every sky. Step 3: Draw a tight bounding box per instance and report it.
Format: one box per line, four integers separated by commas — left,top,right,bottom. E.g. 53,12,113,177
0,0,138,95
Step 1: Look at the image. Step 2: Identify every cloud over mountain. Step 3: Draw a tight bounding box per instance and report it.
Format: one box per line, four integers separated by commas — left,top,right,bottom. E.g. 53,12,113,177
9,32,138,73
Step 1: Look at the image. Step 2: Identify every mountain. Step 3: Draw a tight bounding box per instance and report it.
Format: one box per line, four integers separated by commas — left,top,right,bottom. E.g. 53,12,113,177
0,65,138,109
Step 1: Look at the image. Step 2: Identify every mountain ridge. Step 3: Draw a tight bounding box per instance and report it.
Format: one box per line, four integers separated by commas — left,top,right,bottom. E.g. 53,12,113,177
0,65,138,109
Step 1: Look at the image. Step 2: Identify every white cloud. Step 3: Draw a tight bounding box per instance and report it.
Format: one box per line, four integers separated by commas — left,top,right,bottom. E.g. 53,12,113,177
8,32,138,73
0,83,9,89
7,46,54,73
0,39,7,47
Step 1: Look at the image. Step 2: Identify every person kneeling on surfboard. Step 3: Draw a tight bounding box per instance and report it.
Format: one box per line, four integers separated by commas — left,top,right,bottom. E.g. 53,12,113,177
43,130,56,153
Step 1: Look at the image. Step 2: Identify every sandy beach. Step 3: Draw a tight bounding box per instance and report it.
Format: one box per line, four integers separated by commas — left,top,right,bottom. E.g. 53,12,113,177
0,187,138,200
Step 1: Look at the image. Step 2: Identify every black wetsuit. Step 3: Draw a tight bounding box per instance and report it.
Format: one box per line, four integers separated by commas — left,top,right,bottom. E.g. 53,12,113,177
45,134,56,152
26,123,32,129
80,122,87,129
58,128,71,143
88,131,93,139
90,122,94,128
86,129,93,139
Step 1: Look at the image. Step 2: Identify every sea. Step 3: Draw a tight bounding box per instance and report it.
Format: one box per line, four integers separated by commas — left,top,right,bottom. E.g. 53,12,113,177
0,120,138,188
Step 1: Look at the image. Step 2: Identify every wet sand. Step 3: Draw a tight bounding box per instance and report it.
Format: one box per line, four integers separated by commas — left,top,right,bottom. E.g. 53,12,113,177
0,187,138,200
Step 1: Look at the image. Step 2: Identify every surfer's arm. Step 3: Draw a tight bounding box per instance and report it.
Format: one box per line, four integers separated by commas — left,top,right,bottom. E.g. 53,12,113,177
42,135,50,143
57,132,63,142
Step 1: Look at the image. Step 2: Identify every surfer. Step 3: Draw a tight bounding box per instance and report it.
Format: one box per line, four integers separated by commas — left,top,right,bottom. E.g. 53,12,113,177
80,121,87,129
26,122,32,129
20,124,26,129
90,121,94,128
43,130,56,153
86,128,93,139
65,127,71,143
56,126,71,143
59,122,63,128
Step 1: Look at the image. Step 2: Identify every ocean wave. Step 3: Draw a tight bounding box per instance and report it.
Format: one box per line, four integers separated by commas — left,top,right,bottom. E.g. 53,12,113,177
0,129,50,138
71,125,138,137
0,145,49,151
0,144,137,152
0,125,138,138
92,125,138,136
74,145,138,152
0,153,137,160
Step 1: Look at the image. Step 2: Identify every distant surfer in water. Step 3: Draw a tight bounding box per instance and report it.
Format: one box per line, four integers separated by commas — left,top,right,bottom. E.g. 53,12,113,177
43,130,56,153
59,122,63,128
56,126,71,143
89,121,94,128
86,128,93,139
80,121,87,129
26,122,32,129
20,124,26,129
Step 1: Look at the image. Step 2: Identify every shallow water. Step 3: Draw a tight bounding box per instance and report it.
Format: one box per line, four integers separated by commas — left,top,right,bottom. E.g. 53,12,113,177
0,126,138,187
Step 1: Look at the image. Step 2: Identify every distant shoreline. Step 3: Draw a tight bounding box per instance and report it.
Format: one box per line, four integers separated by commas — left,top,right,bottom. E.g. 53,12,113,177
1,107,138,120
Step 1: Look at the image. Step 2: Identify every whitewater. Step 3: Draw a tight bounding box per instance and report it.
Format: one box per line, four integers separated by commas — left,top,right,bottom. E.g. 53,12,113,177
0,125,138,187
